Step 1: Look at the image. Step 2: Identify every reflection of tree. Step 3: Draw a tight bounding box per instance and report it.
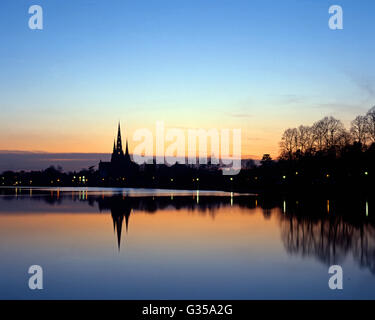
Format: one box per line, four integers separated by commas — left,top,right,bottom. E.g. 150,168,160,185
353,225,375,273
280,205,375,274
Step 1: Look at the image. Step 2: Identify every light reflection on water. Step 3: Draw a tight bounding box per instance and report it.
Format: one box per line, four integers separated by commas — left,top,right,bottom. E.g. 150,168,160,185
0,187,374,300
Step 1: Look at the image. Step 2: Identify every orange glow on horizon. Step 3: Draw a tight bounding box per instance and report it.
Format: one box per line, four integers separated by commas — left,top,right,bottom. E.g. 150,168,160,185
0,124,281,160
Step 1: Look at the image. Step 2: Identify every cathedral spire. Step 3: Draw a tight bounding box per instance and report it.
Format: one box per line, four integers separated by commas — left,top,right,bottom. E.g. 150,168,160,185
116,122,123,155
125,139,129,156
124,138,131,162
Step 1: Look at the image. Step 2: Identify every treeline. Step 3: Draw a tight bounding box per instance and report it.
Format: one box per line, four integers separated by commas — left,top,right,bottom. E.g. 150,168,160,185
279,106,375,159
250,106,375,194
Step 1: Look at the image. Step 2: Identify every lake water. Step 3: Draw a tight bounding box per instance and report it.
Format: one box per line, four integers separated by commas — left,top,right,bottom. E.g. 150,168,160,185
0,187,374,300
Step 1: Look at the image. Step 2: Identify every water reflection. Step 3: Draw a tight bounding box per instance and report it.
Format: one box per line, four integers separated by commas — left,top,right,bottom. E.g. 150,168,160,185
280,199,375,274
0,187,374,278
98,197,132,250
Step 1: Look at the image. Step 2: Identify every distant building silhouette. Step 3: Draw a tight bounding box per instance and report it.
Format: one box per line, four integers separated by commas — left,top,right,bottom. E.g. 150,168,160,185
99,123,138,179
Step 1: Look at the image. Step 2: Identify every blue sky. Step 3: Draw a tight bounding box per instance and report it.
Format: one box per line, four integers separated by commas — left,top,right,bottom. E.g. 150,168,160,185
0,0,374,158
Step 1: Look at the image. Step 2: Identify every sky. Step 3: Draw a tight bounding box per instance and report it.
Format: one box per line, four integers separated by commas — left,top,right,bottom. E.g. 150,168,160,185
0,0,375,168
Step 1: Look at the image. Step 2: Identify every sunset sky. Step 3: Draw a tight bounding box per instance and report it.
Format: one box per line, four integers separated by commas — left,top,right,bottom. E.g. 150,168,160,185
1,0,375,163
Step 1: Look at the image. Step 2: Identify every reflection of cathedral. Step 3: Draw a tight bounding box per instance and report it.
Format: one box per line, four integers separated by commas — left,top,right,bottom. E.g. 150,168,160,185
99,123,138,179
95,194,234,250
98,196,132,250
111,203,131,250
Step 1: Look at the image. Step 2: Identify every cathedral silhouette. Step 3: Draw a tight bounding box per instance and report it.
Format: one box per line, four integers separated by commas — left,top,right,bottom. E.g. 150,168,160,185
99,123,138,179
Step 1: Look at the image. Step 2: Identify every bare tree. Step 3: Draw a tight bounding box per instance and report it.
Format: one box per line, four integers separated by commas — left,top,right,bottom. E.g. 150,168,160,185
326,116,345,149
312,119,327,151
312,117,343,151
336,129,352,149
280,128,298,159
366,106,375,143
297,125,315,153
350,115,369,145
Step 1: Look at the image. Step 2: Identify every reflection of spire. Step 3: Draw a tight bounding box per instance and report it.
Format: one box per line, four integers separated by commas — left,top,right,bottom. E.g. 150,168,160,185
125,209,130,232
113,214,124,250
112,209,131,250
104,197,132,251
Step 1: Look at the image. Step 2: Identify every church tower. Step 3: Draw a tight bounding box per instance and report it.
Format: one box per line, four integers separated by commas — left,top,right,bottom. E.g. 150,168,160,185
100,122,138,180
111,122,124,163
111,122,133,165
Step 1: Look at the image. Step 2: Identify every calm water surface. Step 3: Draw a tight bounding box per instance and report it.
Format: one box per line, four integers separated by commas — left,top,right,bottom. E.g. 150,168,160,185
0,187,374,299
